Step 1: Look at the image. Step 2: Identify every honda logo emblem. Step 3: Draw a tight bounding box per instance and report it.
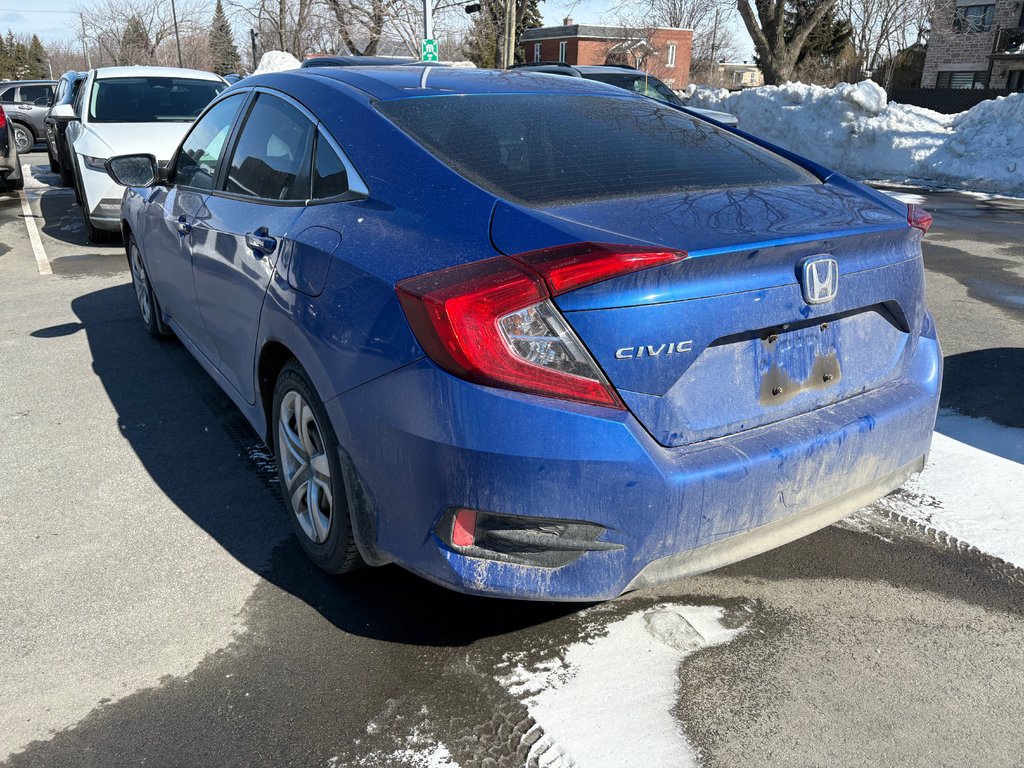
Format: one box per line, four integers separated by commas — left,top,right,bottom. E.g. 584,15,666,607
800,257,839,305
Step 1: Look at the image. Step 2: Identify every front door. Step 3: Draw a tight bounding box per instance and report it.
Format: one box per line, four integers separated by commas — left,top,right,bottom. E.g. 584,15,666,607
191,92,316,405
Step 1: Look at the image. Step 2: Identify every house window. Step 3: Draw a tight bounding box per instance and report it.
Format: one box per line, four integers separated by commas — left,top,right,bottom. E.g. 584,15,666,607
558,41,567,62
666,44,676,67
936,70,988,88
534,43,541,62
952,4,994,33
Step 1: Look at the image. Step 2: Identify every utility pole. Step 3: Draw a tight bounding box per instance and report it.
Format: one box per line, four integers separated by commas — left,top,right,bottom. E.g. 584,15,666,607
423,0,433,47
79,13,92,69
250,29,259,71
170,0,184,68
502,0,515,68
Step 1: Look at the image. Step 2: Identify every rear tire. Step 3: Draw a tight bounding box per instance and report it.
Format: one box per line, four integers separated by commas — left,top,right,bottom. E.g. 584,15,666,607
273,362,364,574
11,123,32,154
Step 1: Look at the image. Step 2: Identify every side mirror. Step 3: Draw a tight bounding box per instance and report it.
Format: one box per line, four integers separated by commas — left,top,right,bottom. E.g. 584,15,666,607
105,154,159,187
50,103,78,122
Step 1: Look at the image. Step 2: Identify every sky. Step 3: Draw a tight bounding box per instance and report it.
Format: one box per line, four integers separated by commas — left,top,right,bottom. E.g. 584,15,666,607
2,0,755,61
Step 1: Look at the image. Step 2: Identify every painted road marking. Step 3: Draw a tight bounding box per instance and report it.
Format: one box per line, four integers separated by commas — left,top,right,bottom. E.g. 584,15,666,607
20,164,50,276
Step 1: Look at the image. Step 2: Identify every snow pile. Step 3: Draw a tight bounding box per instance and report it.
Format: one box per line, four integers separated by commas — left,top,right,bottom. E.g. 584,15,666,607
253,50,301,74
688,80,1023,195
497,602,748,767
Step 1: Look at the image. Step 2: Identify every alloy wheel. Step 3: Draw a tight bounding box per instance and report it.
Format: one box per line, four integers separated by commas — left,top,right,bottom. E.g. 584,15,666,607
278,390,333,544
129,243,152,325
13,125,31,154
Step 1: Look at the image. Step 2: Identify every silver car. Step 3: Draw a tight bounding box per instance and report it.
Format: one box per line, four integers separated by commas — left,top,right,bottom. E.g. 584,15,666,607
0,80,56,154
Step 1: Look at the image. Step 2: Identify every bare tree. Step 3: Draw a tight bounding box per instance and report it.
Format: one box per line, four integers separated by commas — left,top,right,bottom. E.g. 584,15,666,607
838,0,931,84
736,0,842,84
78,0,206,66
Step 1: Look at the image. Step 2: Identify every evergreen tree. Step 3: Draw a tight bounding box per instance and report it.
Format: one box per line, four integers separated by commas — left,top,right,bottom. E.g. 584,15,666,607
119,15,152,65
209,0,241,75
464,0,542,68
28,35,47,80
0,32,9,79
514,0,542,64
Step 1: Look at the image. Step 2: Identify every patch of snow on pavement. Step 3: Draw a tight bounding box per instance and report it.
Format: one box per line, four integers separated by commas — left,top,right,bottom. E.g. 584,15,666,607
872,410,1024,568
688,80,1023,196
498,603,747,768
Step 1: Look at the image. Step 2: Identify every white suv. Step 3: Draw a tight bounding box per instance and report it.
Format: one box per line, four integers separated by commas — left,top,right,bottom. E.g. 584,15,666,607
52,66,226,242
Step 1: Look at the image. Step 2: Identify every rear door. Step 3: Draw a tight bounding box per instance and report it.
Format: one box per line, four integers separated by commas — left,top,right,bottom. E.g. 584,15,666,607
190,91,314,405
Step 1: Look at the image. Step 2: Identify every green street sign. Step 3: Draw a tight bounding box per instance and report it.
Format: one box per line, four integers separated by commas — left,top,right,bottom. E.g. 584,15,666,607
421,38,439,62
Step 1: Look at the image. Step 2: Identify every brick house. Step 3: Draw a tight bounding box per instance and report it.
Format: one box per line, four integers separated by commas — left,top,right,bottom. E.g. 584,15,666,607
920,0,1024,90
521,19,693,88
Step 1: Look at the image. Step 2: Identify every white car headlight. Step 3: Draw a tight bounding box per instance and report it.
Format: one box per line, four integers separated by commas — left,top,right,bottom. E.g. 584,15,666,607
82,155,107,170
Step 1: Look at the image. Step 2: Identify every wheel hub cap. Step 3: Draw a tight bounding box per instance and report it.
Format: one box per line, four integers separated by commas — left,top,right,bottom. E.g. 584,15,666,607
278,390,333,544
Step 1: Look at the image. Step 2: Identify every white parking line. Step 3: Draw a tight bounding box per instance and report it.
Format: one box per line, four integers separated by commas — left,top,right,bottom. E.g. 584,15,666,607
19,164,51,275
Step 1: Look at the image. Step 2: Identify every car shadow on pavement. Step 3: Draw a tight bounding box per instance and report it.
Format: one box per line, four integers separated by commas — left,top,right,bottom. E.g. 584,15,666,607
941,348,1024,431
35,283,580,648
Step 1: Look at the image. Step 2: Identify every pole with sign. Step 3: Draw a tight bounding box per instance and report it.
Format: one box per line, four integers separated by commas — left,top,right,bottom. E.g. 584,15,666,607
422,0,437,61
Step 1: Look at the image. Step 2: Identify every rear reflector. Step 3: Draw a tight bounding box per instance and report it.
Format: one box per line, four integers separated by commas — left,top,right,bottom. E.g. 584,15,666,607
451,508,477,547
397,243,685,409
908,204,933,233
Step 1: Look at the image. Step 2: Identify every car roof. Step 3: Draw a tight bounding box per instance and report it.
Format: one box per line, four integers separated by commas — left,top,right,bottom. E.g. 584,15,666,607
301,55,438,67
93,66,225,82
250,66,631,102
1,79,56,85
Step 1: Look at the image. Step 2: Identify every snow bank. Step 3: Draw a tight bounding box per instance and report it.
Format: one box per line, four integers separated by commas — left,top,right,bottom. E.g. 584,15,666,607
688,80,1023,195
253,50,301,74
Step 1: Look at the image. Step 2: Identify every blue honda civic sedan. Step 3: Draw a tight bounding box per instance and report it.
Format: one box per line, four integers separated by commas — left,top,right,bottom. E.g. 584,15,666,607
105,66,941,601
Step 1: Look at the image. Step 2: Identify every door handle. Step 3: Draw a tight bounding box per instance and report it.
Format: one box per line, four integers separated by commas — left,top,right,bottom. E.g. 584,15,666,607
176,215,191,237
245,227,277,256
17,105,31,110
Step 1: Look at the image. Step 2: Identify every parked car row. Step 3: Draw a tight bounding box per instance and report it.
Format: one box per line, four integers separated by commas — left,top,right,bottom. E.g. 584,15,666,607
41,66,227,240
92,61,941,601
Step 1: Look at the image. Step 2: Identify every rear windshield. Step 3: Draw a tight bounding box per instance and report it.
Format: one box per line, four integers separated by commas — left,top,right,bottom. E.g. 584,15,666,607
585,73,684,105
378,94,816,207
90,77,226,123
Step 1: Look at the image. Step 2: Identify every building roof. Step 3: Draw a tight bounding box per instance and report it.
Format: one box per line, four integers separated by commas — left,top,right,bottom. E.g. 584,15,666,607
522,24,688,41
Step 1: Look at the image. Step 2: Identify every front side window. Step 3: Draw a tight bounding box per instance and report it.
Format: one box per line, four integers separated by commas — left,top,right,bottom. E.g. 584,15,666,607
174,93,246,190
54,79,68,102
89,77,226,123
953,4,994,32
379,94,816,207
586,73,684,105
225,94,315,201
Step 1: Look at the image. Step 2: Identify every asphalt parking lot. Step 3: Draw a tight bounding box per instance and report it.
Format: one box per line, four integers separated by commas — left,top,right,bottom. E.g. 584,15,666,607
1,154,1023,768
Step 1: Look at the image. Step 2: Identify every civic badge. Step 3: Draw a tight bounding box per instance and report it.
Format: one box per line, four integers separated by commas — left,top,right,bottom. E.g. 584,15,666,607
800,256,839,305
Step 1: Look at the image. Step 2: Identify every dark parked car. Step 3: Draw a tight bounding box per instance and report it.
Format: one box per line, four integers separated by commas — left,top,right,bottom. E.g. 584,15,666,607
104,67,940,601
44,71,87,186
0,79,56,154
0,104,24,190
511,62,739,126
301,55,441,68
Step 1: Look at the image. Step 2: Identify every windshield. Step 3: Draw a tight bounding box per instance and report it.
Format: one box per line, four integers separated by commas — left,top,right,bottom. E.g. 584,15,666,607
584,73,684,105
378,94,816,207
89,77,226,123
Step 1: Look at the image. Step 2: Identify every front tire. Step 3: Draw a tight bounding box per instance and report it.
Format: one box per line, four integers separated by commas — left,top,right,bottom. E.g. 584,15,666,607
273,363,364,574
128,235,170,339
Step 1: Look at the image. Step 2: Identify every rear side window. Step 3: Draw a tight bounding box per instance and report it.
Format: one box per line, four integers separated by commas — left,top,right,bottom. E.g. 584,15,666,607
313,130,349,198
378,94,816,206
226,94,315,201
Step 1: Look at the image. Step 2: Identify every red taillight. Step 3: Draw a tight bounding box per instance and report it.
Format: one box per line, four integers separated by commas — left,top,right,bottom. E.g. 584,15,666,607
397,243,685,409
451,508,477,548
908,204,932,233
0,106,6,130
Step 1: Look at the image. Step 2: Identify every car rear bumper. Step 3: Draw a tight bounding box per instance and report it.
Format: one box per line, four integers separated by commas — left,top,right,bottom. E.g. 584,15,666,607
328,315,941,601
